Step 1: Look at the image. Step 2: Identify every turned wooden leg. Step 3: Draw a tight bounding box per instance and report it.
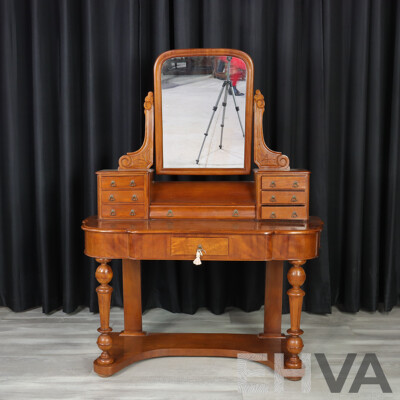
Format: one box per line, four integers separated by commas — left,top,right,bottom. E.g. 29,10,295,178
285,260,306,380
95,258,114,366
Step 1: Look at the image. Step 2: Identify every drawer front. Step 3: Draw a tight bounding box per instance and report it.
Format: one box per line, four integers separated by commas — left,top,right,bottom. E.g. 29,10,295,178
101,204,145,219
261,206,307,220
101,190,144,204
261,191,306,205
150,205,255,219
101,175,144,190
261,176,307,190
171,237,229,256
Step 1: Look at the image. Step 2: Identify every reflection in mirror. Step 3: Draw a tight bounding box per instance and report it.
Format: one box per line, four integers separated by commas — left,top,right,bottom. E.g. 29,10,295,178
162,56,247,169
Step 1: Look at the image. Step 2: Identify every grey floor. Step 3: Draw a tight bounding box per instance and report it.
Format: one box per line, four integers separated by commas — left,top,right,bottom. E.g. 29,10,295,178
0,305,399,400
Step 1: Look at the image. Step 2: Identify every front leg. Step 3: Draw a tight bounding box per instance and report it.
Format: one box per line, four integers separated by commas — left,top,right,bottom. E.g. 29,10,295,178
285,260,306,380
95,258,114,366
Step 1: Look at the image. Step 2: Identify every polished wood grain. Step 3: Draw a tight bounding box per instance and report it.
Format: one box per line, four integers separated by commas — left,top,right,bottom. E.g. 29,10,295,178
100,175,145,189
121,259,146,336
82,217,322,261
150,205,255,220
151,181,255,204
255,170,310,221
94,332,286,377
97,170,153,220
261,206,307,220
170,237,229,256
261,174,307,190
285,260,306,381
94,259,114,366
154,48,254,175
83,215,323,234
261,260,284,338
101,190,144,204
261,191,306,205
84,48,323,381
101,204,145,219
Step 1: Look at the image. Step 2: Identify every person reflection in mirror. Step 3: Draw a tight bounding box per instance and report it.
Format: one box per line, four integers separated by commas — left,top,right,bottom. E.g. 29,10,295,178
218,56,246,96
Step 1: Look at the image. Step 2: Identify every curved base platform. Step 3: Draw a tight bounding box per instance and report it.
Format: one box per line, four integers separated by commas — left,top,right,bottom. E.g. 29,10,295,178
94,332,301,379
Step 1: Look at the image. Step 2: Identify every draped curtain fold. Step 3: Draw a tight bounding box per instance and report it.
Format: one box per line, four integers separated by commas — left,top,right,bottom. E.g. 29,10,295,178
0,0,399,314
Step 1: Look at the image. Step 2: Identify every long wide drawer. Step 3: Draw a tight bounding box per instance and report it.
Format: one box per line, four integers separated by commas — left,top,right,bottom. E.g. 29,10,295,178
150,205,255,219
101,204,145,219
170,237,229,256
261,206,307,220
101,190,144,204
261,191,306,205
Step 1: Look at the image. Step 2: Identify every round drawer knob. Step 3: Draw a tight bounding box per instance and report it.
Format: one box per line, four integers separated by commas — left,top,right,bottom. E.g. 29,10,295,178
291,195,297,202
110,180,116,187
130,210,136,216
270,212,276,219
110,209,116,216
109,194,115,201
270,181,276,188
270,195,276,202
292,212,298,218
167,210,173,217
292,181,299,188
131,194,138,201
130,180,136,187
233,209,239,217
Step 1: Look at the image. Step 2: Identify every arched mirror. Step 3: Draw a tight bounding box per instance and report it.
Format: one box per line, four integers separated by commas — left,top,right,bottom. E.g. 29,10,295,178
154,49,254,175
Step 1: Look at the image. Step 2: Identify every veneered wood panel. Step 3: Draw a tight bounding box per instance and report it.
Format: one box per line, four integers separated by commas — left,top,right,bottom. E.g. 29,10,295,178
271,233,320,260
261,206,307,220
101,204,145,219
150,205,255,219
101,190,145,204
261,176,307,190
85,231,129,258
101,175,144,190
151,181,255,204
122,260,144,335
261,191,306,205
171,237,229,256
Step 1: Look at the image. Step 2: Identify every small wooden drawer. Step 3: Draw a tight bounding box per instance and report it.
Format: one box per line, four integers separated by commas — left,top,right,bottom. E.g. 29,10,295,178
261,191,306,205
171,237,229,256
261,206,307,220
261,176,307,190
101,190,144,204
101,176,144,190
101,204,145,219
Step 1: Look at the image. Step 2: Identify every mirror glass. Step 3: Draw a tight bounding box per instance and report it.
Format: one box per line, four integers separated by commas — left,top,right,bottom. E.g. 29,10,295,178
161,55,247,169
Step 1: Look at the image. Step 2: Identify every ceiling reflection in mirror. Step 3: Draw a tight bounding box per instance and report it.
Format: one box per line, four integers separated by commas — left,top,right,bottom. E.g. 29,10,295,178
161,56,247,169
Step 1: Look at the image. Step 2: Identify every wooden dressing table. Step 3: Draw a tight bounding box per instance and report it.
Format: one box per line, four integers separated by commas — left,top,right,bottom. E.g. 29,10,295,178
82,49,323,380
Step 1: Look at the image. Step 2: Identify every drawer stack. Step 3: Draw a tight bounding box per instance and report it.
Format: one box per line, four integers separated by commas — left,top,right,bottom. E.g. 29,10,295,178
97,171,151,219
255,170,310,221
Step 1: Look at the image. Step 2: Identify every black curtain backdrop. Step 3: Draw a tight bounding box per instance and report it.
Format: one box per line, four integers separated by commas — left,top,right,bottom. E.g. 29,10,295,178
0,0,399,315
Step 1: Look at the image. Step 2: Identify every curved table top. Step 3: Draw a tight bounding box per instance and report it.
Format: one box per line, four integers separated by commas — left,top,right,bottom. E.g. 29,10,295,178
82,215,323,235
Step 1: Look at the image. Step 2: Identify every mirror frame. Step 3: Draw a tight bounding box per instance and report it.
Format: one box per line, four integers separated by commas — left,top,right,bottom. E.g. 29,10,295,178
154,48,254,175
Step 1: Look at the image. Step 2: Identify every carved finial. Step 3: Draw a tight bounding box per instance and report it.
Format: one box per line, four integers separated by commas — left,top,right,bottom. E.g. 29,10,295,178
254,89,265,109
144,92,154,111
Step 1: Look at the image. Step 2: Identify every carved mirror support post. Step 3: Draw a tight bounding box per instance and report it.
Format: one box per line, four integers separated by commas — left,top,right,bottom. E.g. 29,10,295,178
254,90,290,170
